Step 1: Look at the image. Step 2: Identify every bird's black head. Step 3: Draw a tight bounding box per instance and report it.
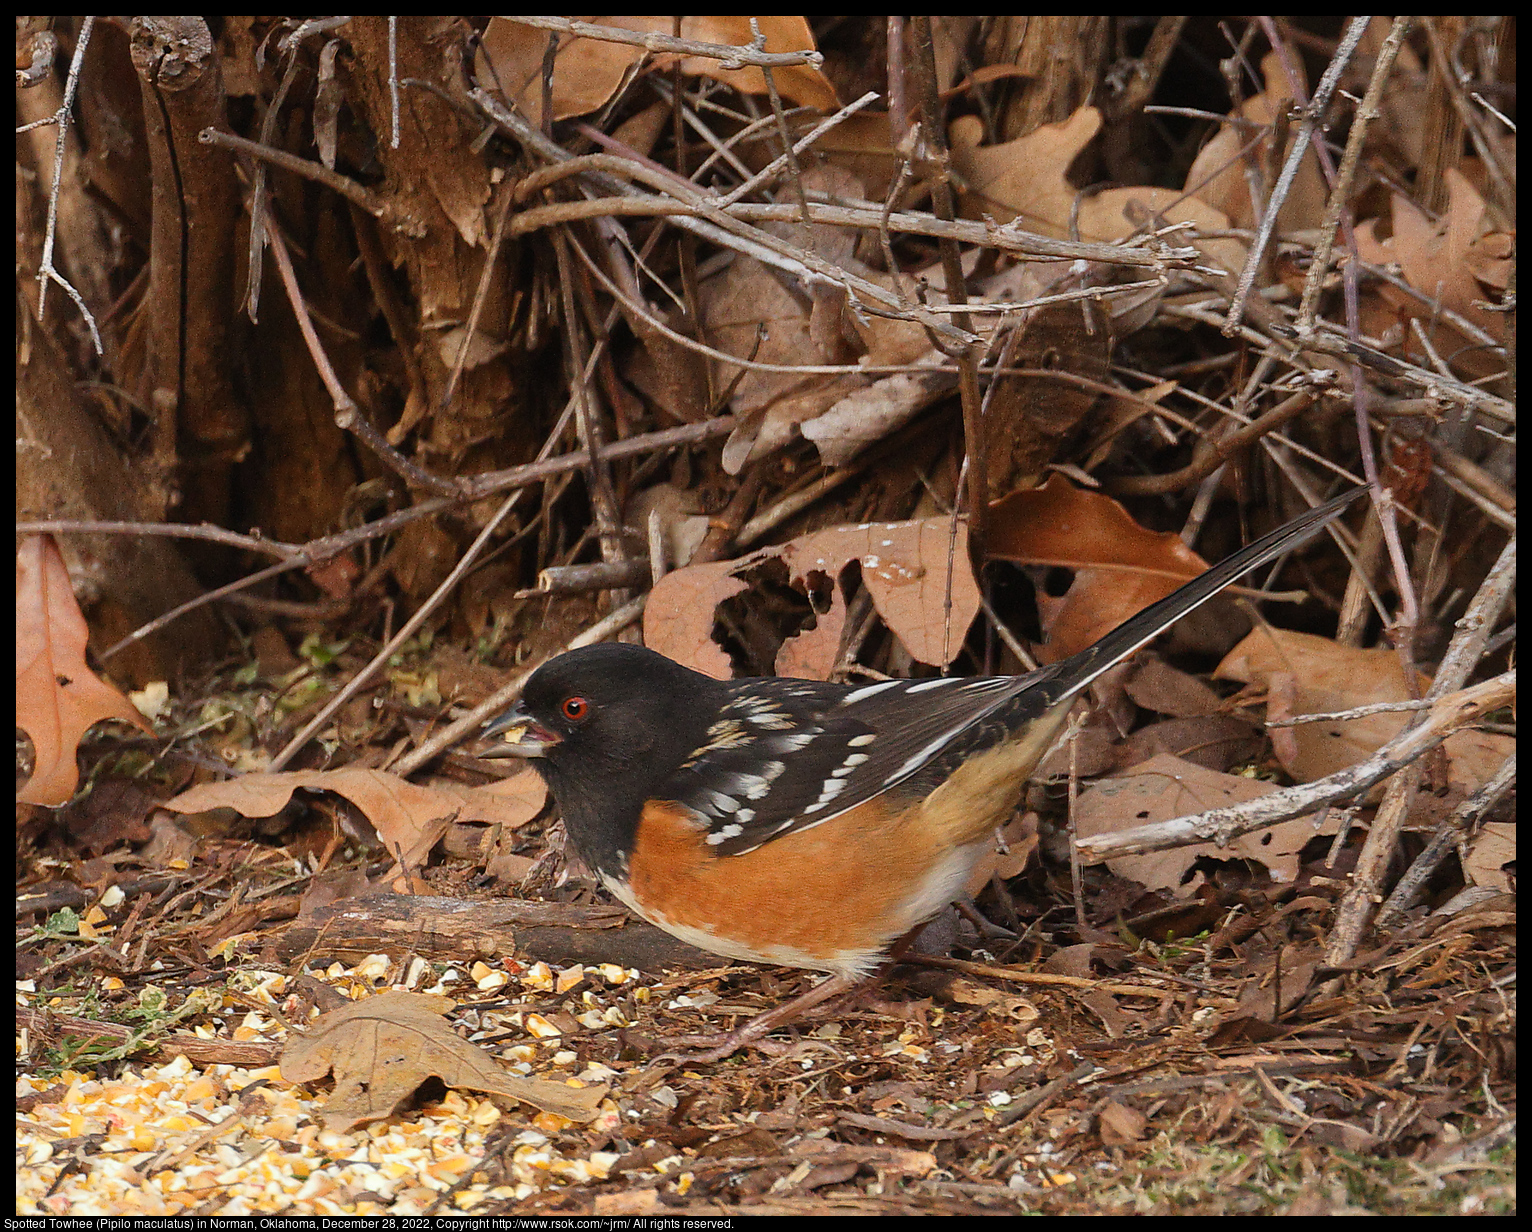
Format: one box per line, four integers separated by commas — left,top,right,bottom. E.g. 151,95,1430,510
483,643,728,875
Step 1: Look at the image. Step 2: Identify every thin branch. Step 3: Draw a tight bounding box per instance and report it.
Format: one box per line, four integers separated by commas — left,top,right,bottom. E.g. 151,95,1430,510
1296,17,1412,332
1325,533,1517,965
497,15,824,71
31,15,103,354
1375,752,1515,929
1223,15,1369,333
198,127,425,236
1099,390,1323,497
386,15,400,148
508,171,1186,270
266,482,526,772
715,90,880,206
1076,672,1514,861
262,216,464,497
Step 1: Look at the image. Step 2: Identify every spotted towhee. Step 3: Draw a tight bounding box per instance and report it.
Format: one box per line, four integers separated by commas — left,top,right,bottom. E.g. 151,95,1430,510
480,488,1364,1059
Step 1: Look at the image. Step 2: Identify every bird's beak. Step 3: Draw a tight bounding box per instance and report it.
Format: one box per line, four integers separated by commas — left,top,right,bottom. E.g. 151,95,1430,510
479,703,561,759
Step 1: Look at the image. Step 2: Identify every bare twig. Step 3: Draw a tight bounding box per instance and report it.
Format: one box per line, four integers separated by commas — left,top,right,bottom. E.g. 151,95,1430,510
1266,698,1435,726
1376,752,1515,929
1295,17,1412,332
1100,389,1323,497
1292,330,1515,423
199,127,423,236
1076,671,1514,861
1325,534,1516,965
716,91,881,206
908,15,987,561
1223,16,1369,333
440,179,517,413
386,15,400,148
753,18,812,225
261,216,463,497
1421,17,1515,224
498,15,825,71
29,15,103,354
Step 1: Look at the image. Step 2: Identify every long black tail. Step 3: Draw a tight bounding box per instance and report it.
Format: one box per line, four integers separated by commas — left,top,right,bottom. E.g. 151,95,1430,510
1039,486,1366,709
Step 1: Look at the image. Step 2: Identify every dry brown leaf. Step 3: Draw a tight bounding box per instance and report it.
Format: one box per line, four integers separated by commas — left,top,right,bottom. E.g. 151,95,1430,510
279,990,606,1131
1184,51,1327,233
981,301,1112,500
1354,168,1511,367
162,767,546,871
1122,656,1224,718
1216,626,1513,793
644,570,749,680
1234,943,1317,1021
477,16,836,125
621,310,714,425
1073,753,1337,895
964,810,1038,894
948,106,1246,275
799,352,957,468
1109,714,1264,775
1462,824,1514,892
949,107,1095,237
702,165,872,472
17,536,154,806
1098,1099,1149,1144
644,518,981,677
807,110,901,202
940,977,1038,1023
986,478,1212,663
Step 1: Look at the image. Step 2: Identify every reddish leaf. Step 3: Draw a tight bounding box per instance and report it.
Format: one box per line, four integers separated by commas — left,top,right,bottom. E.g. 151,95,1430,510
16,536,152,806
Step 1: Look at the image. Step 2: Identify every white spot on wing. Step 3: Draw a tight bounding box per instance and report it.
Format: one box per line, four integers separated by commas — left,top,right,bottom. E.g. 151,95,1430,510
844,679,900,704
890,728,964,781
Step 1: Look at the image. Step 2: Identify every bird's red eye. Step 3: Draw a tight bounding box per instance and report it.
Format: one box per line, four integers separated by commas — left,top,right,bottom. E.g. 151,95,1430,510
560,695,590,722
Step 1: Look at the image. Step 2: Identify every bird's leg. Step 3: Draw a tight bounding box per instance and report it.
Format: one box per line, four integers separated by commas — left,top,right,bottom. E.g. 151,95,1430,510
649,970,867,1063
646,926,937,1063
